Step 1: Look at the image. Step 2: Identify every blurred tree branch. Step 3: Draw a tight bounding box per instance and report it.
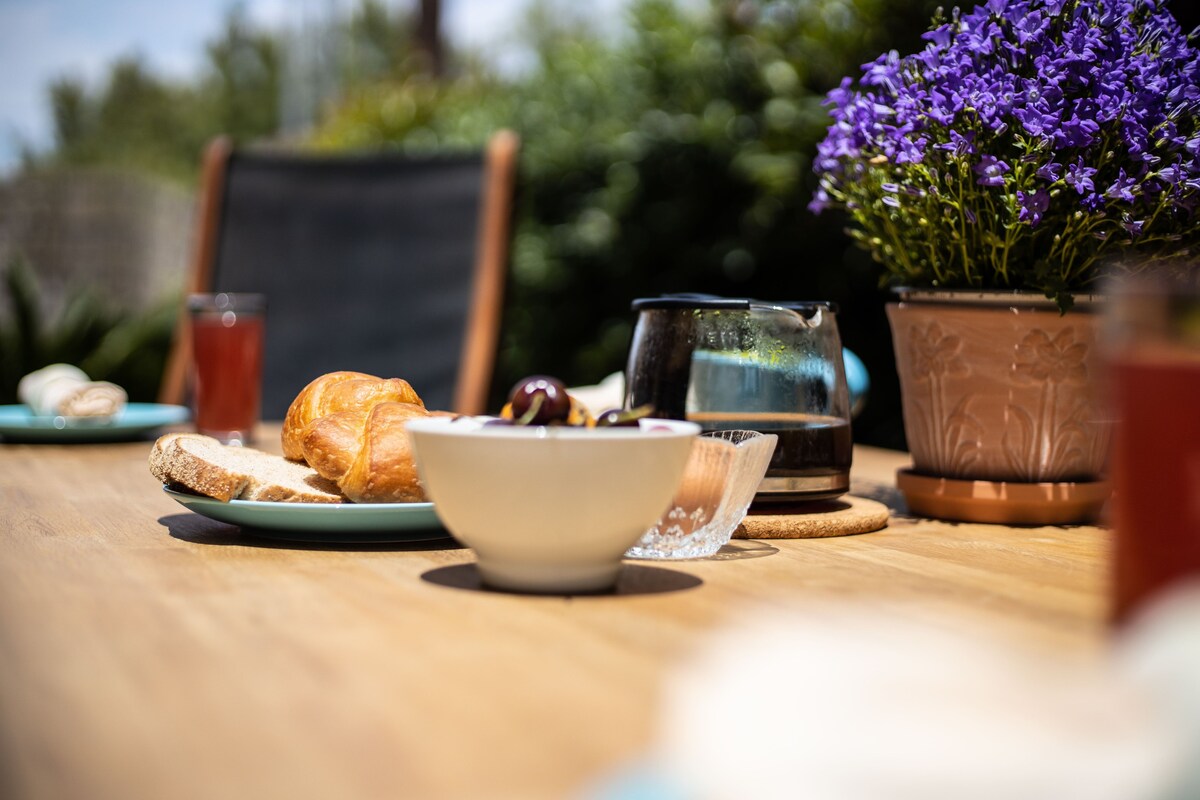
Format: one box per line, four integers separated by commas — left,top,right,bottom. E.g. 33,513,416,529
416,0,444,77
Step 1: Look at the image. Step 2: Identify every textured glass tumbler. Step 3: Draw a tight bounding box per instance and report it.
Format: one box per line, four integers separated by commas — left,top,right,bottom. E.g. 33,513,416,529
625,430,778,560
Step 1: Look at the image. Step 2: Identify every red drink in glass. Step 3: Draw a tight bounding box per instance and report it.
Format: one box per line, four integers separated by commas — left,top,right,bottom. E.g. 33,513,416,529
1110,348,1200,625
189,294,265,445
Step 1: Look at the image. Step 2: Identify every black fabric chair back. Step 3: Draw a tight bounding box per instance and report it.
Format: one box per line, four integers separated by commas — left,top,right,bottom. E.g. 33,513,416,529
210,151,486,418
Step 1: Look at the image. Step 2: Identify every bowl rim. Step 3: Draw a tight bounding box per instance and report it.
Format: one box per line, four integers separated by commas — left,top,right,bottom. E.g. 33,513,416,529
406,416,700,439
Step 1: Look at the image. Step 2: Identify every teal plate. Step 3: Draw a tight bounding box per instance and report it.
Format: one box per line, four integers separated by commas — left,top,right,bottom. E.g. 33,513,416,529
163,486,450,543
0,403,190,443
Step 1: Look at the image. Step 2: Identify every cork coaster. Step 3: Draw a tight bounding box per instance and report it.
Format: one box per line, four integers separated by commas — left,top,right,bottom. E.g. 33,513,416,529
733,495,890,539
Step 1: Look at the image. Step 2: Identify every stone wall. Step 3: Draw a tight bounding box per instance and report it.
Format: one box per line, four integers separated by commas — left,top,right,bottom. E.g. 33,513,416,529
0,169,195,322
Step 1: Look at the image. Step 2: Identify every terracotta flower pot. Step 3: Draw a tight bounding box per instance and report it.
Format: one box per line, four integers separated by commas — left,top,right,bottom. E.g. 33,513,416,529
885,291,1111,524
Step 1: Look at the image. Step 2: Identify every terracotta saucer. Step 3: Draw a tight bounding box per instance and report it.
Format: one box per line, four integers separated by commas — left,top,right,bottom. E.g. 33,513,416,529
895,468,1109,525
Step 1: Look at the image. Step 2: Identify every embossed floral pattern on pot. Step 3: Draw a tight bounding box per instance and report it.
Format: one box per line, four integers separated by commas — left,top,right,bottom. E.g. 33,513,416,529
904,321,982,477
1002,328,1106,481
887,301,1109,483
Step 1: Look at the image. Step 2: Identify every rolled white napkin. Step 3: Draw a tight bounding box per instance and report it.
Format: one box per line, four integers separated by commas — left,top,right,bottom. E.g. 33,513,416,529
57,381,127,417
17,363,128,418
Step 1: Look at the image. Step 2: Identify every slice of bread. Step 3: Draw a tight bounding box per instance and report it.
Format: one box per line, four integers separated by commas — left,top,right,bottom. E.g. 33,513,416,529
150,433,346,503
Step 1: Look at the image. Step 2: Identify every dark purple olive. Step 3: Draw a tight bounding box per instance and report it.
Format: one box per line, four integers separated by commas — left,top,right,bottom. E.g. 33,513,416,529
508,375,572,425
595,405,654,427
595,409,630,427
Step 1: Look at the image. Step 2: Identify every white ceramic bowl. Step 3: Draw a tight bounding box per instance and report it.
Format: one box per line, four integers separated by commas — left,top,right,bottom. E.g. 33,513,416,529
406,416,699,593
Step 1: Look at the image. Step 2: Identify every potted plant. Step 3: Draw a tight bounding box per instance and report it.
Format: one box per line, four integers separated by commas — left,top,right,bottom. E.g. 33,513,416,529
810,0,1200,523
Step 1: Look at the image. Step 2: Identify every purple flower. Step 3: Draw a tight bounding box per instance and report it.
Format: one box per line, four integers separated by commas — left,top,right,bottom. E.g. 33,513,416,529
1018,189,1050,226
894,134,929,164
1064,160,1097,195
1017,108,1060,138
1056,114,1101,149
809,0,1200,298
1157,165,1183,186
936,129,977,158
807,187,832,214
923,24,954,49
1106,171,1137,202
974,155,1011,186
1036,161,1062,182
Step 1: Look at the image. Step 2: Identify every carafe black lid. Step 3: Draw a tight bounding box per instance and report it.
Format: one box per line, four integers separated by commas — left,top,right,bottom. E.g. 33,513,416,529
631,293,837,314
769,299,839,316
631,293,751,310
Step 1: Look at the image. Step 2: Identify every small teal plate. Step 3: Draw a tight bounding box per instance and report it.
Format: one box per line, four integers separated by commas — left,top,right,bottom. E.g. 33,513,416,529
163,486,450,543
0,403,190,443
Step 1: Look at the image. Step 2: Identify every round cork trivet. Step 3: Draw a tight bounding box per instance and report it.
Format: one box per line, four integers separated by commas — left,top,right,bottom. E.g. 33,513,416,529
733,495,890,539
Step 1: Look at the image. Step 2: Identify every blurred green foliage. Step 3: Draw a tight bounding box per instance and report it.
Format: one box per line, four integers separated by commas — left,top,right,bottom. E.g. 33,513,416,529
41,8,280,183
313,0,939,446
30,1,418,183
0,257,176,404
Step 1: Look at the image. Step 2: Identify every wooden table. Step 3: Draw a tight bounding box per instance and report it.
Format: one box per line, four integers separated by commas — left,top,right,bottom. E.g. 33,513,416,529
0,427,1110,800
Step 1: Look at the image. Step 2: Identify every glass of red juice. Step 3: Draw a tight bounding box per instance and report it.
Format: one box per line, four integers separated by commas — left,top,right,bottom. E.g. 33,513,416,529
188,293,265,445
1107,270,1200,626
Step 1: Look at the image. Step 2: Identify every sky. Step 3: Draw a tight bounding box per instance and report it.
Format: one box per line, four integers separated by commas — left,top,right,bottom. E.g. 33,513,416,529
0,0,613,175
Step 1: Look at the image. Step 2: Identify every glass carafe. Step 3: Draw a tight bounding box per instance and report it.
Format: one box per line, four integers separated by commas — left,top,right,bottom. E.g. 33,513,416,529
625,294,852,503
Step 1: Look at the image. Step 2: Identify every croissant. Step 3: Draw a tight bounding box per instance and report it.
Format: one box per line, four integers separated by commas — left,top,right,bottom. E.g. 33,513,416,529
282,371,423,461
301,401,431,503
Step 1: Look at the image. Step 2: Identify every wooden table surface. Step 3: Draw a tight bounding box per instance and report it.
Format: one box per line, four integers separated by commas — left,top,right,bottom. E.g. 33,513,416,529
0,426,1111,800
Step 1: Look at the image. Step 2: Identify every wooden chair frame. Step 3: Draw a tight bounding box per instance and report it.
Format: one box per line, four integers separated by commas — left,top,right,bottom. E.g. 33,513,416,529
159,130,520,417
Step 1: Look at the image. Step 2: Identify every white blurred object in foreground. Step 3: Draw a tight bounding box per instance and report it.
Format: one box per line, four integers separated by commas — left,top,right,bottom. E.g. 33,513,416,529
1115,582,1200,800
655,602,1185,800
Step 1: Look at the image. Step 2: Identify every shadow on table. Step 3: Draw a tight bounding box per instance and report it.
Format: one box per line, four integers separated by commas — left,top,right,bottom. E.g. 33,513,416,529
851,477,907,514
709,540,779,560
159,513,465,552
421,563,703,597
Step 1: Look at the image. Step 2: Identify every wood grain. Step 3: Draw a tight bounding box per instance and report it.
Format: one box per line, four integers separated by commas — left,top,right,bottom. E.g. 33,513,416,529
0,431,1111,800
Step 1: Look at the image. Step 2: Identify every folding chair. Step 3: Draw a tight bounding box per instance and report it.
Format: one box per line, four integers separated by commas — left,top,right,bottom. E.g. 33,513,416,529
159,130,519,419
